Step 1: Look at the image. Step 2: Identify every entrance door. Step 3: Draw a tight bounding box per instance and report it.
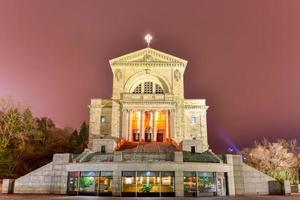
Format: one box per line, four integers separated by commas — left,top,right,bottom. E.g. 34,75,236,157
133,133,140,142
156,133,163,142
145,133,151,142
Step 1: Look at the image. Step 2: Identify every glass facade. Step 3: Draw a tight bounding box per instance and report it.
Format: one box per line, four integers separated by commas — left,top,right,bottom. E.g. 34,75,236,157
121,171,175,197
79,171,99,195
184,171,197,197
197,172,216,196
67,170,226,197
67,171,113,196
161,171,175,197
184,171,226,197
121,171,136,197
67,171,80,195
136,171,160,197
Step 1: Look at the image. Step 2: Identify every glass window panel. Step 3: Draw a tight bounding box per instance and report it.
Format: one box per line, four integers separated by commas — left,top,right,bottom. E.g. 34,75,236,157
101,171,113,176
122,171,136,177
80,171,99,177
67,171,80,194
197,176,217,194
69,171,80,177
184,175,197,197
191,116,196,124
122,176,136,192
79,176,98,193
100,116,106,123
184,171,196,177
161,175,175,193
133,84,142,94
197,172,217,195
155,84,164,94
161,171,174,176
197,172,214,177
136,175,160,193
144,82,153,94
99,176,113,193
137,171,159,177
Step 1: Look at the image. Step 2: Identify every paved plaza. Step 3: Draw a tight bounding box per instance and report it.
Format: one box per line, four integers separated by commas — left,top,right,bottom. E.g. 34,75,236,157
0,194,300,200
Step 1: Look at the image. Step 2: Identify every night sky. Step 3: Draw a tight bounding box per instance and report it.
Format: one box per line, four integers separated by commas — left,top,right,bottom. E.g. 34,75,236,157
0,0,299,152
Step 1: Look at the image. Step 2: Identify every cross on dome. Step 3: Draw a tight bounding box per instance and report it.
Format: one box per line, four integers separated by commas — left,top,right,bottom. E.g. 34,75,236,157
145,34,152,47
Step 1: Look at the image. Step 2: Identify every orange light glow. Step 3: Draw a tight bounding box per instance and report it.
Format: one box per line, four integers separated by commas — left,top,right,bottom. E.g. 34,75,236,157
156,111,166,132
131,111,140,131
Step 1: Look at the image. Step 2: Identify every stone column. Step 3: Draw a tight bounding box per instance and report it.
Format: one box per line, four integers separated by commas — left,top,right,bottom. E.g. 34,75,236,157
2,179,14,194
175,170,184,197
128,110,132,141
153,110,157,141
88,105,102,148
165,110,169,142
170,109,175,139
226,154,237,196
122,110,128,140
140,110,145,141
149,110,153,142
52,153,70,194
200,109,208,147
112,170,122,196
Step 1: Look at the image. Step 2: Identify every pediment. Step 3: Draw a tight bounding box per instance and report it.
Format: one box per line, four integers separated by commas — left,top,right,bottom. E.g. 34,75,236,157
109,47,187,67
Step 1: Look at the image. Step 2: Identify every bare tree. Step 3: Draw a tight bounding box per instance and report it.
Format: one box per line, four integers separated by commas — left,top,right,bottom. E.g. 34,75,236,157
242,138,300,184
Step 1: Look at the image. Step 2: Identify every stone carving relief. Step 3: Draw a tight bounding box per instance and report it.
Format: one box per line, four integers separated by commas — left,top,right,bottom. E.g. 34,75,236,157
174,69,181,82
143,54,153,62
115,69,122,81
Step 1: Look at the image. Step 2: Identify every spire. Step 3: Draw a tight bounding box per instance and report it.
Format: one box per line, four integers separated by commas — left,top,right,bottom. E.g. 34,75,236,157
144,34,152,47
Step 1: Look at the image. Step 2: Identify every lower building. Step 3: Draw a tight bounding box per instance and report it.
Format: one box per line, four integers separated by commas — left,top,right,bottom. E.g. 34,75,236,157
6,36,277,196
11,146,275,197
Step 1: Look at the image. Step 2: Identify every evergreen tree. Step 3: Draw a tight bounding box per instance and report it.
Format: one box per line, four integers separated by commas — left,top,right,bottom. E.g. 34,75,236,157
79,122,89,148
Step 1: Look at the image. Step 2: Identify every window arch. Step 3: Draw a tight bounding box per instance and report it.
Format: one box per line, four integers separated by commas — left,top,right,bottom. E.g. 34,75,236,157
132,81,164,94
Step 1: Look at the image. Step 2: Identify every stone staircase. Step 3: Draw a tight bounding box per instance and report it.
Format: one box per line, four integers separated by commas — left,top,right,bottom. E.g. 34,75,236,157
72,149,93,163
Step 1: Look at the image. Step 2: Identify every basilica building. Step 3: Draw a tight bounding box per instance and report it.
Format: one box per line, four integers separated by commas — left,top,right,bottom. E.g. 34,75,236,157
7,35,275,197
88,34,209,154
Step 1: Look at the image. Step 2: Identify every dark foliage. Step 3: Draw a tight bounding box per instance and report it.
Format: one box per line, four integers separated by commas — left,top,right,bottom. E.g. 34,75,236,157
0,105,89,178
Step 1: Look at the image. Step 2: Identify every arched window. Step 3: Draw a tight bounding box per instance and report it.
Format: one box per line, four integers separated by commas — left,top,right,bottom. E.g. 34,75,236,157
155,84,164,94
133,83,142,94
132,81,164,94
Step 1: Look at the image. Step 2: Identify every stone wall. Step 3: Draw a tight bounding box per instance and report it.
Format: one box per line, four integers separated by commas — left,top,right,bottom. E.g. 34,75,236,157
183,108,202,139
183,100,209,148
2,179,14,194
14,162,53,193
89,99,102,137
100,106,112,136
13,153,70,194
92,138,116,153
232,155,274,195
182,139,208,153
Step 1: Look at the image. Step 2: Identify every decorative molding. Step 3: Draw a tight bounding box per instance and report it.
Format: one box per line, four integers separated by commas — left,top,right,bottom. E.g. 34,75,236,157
109,48,187,68
174,69,181,82
184,105,209,110
115,69,122,81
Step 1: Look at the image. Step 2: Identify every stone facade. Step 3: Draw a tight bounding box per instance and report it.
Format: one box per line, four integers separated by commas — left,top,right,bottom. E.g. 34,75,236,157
89,47,209,152
13,154,70,194
2,39,290,197
92,138,116,153
231,155,275,195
